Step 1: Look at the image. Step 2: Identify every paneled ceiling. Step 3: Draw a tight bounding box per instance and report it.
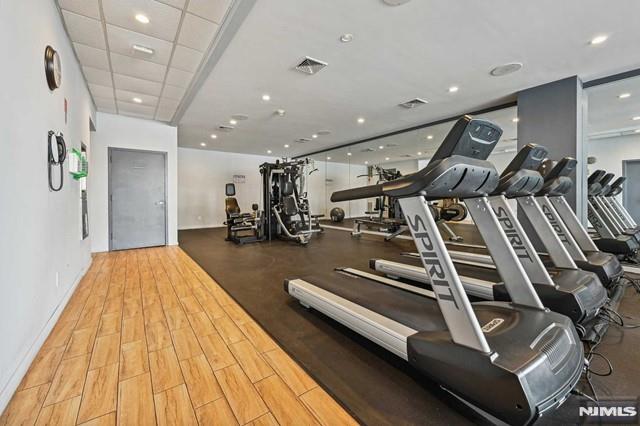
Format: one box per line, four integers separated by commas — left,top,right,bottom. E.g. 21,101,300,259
177,0,640,158
57,0,232,122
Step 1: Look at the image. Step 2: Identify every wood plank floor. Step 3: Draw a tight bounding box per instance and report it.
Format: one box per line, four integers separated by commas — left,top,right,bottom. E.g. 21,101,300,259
1,247,357,426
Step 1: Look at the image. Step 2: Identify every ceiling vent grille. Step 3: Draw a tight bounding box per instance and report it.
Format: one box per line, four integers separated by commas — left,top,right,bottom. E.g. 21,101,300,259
295,138,312,144
386,143,400,147
295,56,328,75
398,98,429,109
360,148,375,153
217,125,235,132
399,154,413,158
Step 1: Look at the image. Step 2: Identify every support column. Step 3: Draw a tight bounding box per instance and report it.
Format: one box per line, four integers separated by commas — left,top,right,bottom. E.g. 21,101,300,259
517,76,588,224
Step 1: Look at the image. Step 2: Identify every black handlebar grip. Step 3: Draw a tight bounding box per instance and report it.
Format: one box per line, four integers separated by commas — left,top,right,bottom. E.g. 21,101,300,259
331,183,385,202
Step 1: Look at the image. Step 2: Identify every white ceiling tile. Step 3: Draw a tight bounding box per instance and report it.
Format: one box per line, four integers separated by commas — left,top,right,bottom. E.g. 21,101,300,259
94,96,117,111
117,101,157,118
156,0,186,9
115,88,159,106
89,83,115,99
59,0,100,19
106,24,174,65
158,97,180,110
102,0,181,42
61,10,106,49
187,0,230,24
155,106,177,122
165,67,193,88
83,66,113,86
74,43,109,70
178,13,219,52
161,84,186,100
110,52,167,82
114,73,163,96
170,45,203,72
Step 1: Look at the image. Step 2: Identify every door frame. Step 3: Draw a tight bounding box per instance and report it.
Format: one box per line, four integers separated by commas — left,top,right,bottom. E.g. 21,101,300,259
622,159,640,218
108,147,168,251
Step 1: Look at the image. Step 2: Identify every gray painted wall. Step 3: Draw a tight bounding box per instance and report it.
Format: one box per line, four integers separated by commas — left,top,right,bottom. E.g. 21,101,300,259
517,76,588,224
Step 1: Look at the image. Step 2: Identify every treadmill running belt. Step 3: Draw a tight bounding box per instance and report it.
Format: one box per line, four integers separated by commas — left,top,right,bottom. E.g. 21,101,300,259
291,271,448,332
400,255,501,282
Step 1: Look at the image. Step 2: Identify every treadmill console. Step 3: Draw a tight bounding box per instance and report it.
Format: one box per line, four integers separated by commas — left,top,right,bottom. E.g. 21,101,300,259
539,157,577,181
431,115,502,161
502,143,548,176
607,177,626,196
588,170,606,185
599,173,614,188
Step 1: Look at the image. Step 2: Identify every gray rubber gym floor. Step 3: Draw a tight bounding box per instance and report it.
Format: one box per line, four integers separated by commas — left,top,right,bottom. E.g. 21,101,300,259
179,226,640,425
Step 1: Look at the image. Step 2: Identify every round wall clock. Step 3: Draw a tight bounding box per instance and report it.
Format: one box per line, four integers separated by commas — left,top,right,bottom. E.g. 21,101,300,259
44,45,62,91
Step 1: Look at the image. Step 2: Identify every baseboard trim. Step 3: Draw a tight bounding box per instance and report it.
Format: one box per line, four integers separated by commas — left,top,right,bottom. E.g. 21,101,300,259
178,225,225,230
0,258,92,413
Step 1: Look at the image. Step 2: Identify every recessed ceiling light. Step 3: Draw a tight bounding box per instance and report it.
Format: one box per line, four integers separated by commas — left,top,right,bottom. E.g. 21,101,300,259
132,44,154,55
326,156,331,160
364,161,369,165
633,116,640,121
448,86,459,93
590,34,608,45
385,157,390,161
427,135,433,140
210,134,217,139
378,145,384,150
357,117,365,124
512,117,520,123
229,119,238,125
200,142,206,147
312,134,318,139
635,129,640,133
347,152,352,156
262,94,270,101
619,93,631,99
132,97,142,103
267,149,272,154
135,14,149,24
284,144,289,148
340,33,353,43
417,151,422,155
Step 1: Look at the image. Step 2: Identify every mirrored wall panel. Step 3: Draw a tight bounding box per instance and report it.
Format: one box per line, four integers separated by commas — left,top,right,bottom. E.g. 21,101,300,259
304,106,519,223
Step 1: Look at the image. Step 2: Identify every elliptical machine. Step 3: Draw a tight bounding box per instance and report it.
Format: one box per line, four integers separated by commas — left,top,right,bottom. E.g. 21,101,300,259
259,158,323,245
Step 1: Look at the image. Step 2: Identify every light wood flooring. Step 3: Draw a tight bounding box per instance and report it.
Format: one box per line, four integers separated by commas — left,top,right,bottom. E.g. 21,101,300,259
0,247,357,426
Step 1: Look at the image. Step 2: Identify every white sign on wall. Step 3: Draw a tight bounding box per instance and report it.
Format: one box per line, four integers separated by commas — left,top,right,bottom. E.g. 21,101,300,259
233,174,246,184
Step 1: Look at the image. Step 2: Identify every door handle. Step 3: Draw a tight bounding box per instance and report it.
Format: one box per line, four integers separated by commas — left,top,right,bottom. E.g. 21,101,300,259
156,201,165,206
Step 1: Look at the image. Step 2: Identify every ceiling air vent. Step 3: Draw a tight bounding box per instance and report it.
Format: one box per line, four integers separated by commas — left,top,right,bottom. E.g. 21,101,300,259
360,148,375,153
386,143,400,147
399,154,413,158
217,125,235,132
398,98,428,109
295,138,312,144
295,56,328,75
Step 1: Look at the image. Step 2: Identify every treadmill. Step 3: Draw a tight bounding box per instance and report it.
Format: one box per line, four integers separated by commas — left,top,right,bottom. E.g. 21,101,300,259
589,171,640,240
587,170,640,257
285,116,584,425
371,144,607,327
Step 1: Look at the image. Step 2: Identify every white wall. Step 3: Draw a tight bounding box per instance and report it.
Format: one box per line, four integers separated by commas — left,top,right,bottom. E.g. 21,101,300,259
0,0,96,411
178,148,277,229
90,113,178,251
588,134,640,202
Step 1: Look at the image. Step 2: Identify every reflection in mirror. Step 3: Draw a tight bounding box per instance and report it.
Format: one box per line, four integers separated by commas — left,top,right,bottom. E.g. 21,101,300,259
586,75,640,223
307,106,519,231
